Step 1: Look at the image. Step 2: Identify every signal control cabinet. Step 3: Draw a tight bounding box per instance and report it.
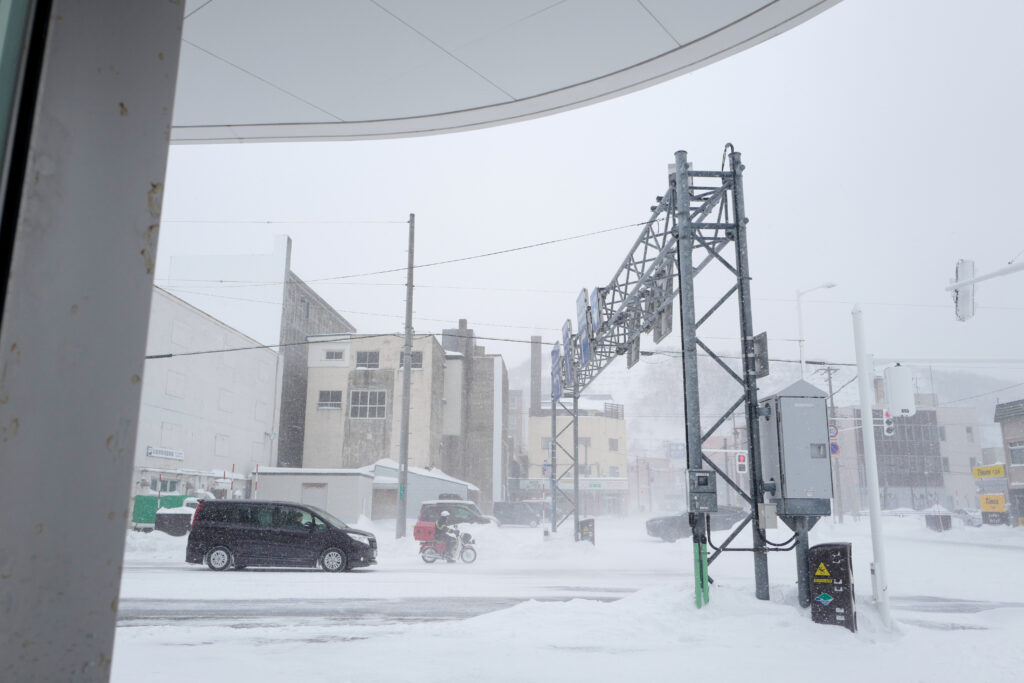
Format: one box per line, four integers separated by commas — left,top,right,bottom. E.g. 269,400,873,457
758,380,833,516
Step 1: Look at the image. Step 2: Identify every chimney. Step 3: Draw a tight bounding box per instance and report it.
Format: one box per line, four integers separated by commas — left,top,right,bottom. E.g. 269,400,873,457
530,336,542,416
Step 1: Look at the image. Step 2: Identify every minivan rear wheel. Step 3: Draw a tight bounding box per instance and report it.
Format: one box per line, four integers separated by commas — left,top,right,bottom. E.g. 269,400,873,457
205,546,232,571
320,548,347,572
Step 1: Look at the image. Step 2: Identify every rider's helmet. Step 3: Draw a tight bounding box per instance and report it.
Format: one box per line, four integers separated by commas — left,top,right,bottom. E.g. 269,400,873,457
440,510,450,517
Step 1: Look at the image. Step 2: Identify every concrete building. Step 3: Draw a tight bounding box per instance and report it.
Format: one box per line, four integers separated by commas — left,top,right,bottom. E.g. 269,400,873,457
993,399,1024,522
831,387,986,515
163,235,355,467
132,288,279,521
936,405,984,510
369,460,479,522
303,324,509,512
303,333,446,470
440,320,510,512
252,467,375,524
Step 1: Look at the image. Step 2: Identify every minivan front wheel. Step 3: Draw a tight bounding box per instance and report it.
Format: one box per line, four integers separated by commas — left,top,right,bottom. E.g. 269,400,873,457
205,546,232,571
320,548,347,572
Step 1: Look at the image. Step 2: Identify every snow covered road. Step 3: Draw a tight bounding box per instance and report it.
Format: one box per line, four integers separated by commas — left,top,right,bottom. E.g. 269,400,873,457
112,515,1024,682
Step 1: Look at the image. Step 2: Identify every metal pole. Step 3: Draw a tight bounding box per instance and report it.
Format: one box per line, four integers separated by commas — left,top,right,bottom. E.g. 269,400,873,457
729,151,770,601
852,305,892,628
550,386,557,534
824,367,844,523
674,150,710,607
573,389,580,539
795,522,811,608
395,213,414,539
797,290,806,379
945,259,1024,290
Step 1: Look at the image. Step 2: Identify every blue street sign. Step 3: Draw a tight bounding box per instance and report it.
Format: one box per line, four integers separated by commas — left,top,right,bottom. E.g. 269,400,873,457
589,288,601,336
550,346,562,400
576,289,591,368
829,442,839,455
561,320,574,386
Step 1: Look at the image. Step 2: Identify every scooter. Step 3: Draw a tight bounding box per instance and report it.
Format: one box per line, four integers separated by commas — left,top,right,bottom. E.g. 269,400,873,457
419,526,477,564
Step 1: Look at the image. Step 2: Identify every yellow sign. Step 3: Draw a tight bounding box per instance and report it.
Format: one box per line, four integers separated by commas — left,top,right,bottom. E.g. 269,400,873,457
973,464,1006,479
980,494,1006,512
813,562,832,583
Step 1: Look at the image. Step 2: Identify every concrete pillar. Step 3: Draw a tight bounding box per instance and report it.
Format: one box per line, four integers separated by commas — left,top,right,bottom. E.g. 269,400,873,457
0,2,184,680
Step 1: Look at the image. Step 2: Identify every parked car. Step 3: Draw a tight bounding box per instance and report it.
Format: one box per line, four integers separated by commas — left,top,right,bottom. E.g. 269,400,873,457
493,501,543,527
185,500,377,572
954,508,983,527
646,505,749,542
414,500,493,541
417,500,492,525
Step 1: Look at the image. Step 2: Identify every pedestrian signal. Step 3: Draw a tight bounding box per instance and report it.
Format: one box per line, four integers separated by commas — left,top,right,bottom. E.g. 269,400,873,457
882,411,895,437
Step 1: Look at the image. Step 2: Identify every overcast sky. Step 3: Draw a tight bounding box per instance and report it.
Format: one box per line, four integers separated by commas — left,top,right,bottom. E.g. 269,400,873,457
156,0,1024,407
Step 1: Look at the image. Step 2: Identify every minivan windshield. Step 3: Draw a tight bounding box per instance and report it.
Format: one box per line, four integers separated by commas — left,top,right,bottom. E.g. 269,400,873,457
303,504,348,529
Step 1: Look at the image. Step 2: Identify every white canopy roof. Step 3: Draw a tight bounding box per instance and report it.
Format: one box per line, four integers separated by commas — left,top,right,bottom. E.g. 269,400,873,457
172,0,839,143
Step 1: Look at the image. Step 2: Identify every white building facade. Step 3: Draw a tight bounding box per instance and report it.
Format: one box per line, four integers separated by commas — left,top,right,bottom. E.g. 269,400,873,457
132,288,279,513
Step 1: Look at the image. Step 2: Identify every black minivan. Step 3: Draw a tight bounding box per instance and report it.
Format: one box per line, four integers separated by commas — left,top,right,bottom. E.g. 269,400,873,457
186,500,377,572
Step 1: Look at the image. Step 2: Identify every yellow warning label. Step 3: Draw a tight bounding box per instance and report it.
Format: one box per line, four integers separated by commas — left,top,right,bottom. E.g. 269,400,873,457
815,563,831,577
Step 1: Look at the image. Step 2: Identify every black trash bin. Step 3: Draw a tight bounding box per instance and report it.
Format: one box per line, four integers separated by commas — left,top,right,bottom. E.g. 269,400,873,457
925,514,952,532
155,510,193,536
578,518,595,544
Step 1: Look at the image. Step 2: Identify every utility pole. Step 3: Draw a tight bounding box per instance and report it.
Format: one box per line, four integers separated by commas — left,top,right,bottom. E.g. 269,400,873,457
852,305,892,628
818,365,844,523
396,213,414,539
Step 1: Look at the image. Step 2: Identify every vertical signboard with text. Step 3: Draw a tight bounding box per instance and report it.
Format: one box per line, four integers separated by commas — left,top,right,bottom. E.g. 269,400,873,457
576,289,591,368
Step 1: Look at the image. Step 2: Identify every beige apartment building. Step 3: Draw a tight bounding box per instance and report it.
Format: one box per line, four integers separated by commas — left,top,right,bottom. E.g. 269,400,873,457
303,334,446,470
302,322,510,511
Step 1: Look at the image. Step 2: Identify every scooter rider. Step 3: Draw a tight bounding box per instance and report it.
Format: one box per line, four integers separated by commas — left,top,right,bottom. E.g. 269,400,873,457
435,511,457,562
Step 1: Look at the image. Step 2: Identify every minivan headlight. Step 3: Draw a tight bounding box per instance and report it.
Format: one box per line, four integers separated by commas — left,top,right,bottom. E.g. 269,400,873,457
347,533,372,546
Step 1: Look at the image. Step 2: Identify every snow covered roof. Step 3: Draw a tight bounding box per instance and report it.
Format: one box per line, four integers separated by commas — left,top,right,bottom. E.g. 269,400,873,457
372,458,480,491
257,467,372,477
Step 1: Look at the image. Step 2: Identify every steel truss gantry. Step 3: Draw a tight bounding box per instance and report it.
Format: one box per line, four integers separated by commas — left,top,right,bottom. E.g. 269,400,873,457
550,147,770,603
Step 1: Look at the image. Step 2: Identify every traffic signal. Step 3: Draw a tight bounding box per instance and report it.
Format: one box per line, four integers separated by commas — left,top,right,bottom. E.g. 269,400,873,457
736,452,748,474
882,411,895,437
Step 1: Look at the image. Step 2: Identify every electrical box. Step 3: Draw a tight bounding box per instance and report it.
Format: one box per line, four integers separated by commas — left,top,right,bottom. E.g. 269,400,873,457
758,380,833,516
808,543,857,632
687,469,718,513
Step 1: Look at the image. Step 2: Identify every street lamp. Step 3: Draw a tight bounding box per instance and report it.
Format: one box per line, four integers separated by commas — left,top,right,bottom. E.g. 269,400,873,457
796,282,837,378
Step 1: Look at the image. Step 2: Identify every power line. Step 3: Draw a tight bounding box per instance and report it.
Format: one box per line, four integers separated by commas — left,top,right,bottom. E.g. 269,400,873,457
159,220,648,289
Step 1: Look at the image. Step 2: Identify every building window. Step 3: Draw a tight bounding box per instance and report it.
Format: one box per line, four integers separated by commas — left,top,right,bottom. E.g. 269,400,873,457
938,426,946,441
609,466,620,477
942,457,950,473
325,349,345,361
1009,441,1024,466
350,390,386,418
609,438,619,452
400,350,423,368
965,426,974,443
356,351,380,369
150,478,178,493
317,390,342,410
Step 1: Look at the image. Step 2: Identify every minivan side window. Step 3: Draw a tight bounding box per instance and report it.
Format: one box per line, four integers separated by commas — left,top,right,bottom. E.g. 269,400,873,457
255,506,275,527
275,506,312,529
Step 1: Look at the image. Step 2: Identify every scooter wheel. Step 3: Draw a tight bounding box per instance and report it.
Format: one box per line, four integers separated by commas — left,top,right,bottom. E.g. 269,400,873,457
459,546,477,564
